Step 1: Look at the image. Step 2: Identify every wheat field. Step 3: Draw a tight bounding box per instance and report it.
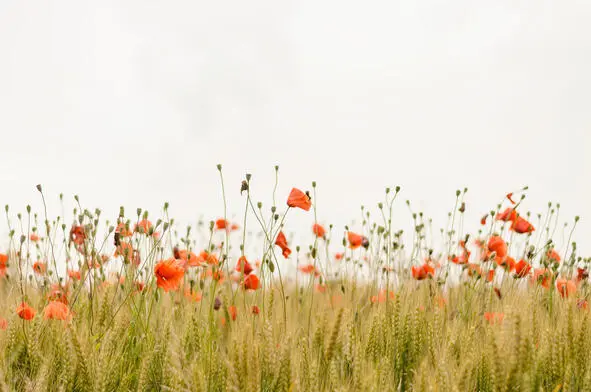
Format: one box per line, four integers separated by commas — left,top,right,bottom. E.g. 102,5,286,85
0,170,588,392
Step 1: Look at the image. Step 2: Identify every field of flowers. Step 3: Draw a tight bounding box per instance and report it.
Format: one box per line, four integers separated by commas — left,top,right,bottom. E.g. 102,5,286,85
0,167,588,391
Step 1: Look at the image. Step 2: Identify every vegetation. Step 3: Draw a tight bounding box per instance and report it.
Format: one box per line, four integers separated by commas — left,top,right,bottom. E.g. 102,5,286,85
0,167,588,391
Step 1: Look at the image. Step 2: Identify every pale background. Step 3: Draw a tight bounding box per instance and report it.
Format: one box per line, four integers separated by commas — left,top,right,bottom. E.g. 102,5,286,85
0,1,589,255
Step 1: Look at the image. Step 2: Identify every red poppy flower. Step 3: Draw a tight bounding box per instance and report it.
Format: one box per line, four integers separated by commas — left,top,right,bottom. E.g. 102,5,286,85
29,233,40,242
334,253,344,261
154,258,185,292
244,274,260,290
115,222,132,237
275,231,291,258
496,208,517,223
484,312,504,325
411,263,435,280
252,305,260,315
312,223,326,238
228,305,237,321
577,268,589,283
69,225,86,246
510,216,535,234
286,188,311,211
546,249,561,264
44,301,71,321
175,248,202,267
298,264,318,276
531,268,552,289
506,193,516,205
514,259,532,277
487,236,507,261
348,232,369,250
134,219,153,234
67,269,81,281
556,278,577,298
235,256,253,275
215,219,228,230
16,302,36,320
33,261,47,275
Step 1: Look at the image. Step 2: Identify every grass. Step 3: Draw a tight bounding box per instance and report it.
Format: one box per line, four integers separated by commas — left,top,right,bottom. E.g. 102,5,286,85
0,169,588,391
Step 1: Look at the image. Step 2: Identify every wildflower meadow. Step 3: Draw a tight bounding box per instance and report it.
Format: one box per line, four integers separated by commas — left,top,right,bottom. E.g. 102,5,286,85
0,166,588,392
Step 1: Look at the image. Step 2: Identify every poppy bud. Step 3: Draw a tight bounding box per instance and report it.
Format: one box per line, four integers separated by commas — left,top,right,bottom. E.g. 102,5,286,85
216,164,222,171
36,184,42,192
214,297,222,311
361,237,370,249
241,180,249,194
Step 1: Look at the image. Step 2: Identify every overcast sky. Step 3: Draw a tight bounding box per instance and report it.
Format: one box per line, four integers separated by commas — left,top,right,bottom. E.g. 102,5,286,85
0,1,589,255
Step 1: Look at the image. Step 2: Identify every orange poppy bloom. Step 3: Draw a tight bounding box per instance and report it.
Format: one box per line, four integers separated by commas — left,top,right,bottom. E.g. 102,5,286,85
184,288,202,302
199,251,219,265
115,222,132,237
29,233,40,242
135,281,145,292
114,241,133,258
312,224,326,238
16,302,36,320
334,252,344,261
0,254,7,277
370,289,395,303
484,312,504,325
577,299,589,310
235,256,253,275
67,269,81,281
486,269,495,283
348,232,369,250
510,216,535,234
315,283,327,293
577,268,589,283
44,301,70,320
134,219,153,234
487,236,507,261
252,305,260,315
496,208,517,223
467,263,482,278
514,259,532,277
546,249,561,264
154,258,185,292
411,263,435,280
531,268,552,289
506,193,516,205
215,219,228,230
286,188,311,211
69,225,86,246
33,261,47,275
175,248,202,267
228,305,237,321
298,264,318,276
47,284,69,304
497,256,516,272
0,318,7,330
480,215,488,225
556,278,577,298
243,274,260,290
275,231,291,258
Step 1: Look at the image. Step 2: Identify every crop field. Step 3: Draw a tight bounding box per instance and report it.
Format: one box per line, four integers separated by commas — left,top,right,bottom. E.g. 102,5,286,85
0,169,588,392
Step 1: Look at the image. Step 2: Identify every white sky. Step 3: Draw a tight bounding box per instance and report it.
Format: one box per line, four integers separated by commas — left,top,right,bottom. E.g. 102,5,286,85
0,1,589,255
